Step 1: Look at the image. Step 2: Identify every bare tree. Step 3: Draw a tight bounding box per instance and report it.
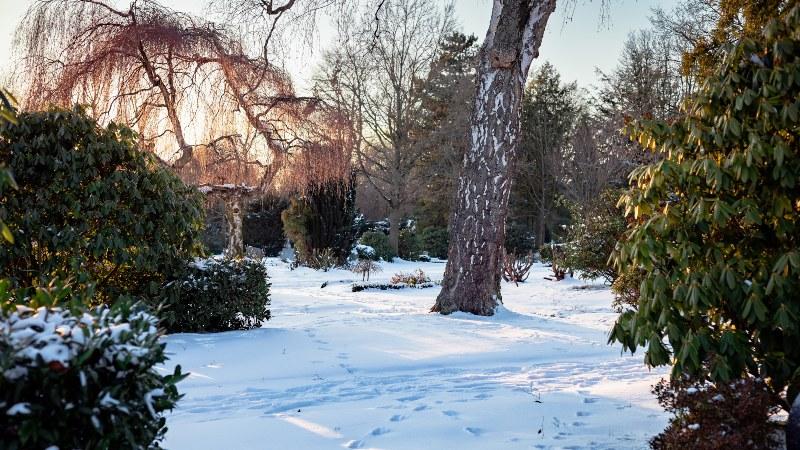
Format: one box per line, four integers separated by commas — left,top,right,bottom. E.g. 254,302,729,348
314,0,454,253
563,112,625,207
432,0,557,316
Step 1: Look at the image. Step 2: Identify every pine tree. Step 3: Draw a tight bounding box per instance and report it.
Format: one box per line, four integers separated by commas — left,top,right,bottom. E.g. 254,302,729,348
415,32,478,231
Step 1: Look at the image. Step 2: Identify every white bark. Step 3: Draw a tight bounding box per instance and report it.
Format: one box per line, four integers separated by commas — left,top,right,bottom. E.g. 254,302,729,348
433,0,557,316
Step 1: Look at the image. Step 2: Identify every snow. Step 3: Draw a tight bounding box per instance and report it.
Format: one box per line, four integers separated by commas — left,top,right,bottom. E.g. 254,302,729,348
162,258,669,449
6,403,31,416
1,304,161,384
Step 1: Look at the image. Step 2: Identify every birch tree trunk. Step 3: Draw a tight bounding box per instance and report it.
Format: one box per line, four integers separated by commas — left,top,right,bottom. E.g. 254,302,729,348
432,0,557,316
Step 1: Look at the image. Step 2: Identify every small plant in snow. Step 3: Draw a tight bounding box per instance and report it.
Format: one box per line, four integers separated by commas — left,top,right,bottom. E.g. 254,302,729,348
391,269,431,286
501,251,534,286
0,281,184,449
306,248,338,271
352,259,381,281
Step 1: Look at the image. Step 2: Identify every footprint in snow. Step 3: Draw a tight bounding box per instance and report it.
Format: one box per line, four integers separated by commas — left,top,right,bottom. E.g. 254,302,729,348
397,394,423,402
576,411,591,417
473,393,491,400
582,397,599,404
572,421,587,427
464,427,483,436
389,415,406,422
413,404,429,411
370,427,390,436
344,439,363,449
441,410,459,418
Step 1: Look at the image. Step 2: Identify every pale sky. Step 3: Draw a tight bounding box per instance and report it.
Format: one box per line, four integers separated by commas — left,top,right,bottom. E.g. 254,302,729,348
0,0,679,93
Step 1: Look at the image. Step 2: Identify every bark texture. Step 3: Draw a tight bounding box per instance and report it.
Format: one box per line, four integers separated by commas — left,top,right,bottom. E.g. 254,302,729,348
432,0,556,315
225,195,245,259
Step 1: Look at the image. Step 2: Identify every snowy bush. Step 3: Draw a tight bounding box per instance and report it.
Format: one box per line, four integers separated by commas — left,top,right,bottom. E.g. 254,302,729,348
354,244,376,260
351,280,438,292
0,282,184,449
650,377,779,449
358,231,395,262
160,258,270,332
501,251,534,285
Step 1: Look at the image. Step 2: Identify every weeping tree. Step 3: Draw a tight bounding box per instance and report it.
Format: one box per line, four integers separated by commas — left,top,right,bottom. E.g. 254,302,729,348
432,0,557,315
12,0,353,258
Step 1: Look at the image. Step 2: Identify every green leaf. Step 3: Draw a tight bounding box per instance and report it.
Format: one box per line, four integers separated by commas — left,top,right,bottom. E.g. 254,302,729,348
1,222,13,244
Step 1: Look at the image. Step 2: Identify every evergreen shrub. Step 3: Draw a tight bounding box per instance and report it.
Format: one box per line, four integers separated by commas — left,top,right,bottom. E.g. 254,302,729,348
0,282,184,450
0,107,204,304
160,258,270,332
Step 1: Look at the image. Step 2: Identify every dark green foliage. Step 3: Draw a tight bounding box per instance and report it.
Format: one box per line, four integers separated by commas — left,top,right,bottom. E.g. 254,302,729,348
563,190,627,282
538,244,553,264
610,7,800,408
420,227,449,259
160,258,270,333
282,175,357,267
201,199,226,255
415,32,478,230
0,281,184,450
358,231,395,262
650,377,779,450
244,195,289,256
398,228,422,260
0,107,204,304
510,63,580,249
611,268,644,311
504,222,536,255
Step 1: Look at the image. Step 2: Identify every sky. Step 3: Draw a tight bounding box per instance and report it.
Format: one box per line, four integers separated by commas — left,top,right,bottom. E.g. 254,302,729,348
0,0,680,93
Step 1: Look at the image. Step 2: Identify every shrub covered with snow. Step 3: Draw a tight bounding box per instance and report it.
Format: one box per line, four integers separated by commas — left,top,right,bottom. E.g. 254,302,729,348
650,377,779,449
160,258,270,332
0,282,184,449
358,232,395,262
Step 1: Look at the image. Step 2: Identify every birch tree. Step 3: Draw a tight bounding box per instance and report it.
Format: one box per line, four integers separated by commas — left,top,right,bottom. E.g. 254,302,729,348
432,0,557,316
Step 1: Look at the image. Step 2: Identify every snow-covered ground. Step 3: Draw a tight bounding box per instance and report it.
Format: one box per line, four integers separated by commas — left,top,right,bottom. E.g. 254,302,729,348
161,259,669,449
